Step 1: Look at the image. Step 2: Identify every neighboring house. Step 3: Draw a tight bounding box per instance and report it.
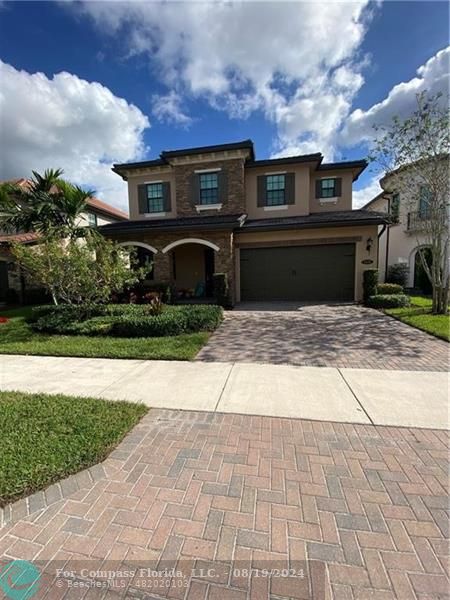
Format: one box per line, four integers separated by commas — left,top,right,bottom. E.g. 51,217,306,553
0,179,128,303
101,140,387,304
364,167,445,290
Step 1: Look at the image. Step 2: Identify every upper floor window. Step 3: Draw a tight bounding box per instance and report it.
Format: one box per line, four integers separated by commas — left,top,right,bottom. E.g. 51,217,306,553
87,212,97,227
391,193,400,223
199,173,219,205
419,185,431,218
257,173,295,207
266,175,285,206
147,183,164,213
137,181,171,215
319,178,338,198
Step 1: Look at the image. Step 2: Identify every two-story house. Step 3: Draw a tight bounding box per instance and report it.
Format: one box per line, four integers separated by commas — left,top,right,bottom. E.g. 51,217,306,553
364,164,448,291
0,178,128,303
101,140,387,304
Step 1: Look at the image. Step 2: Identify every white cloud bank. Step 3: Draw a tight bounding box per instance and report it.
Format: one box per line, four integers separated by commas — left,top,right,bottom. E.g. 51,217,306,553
76,0,374,158
348,46,449,207
342,46,450,146
0,61,150,210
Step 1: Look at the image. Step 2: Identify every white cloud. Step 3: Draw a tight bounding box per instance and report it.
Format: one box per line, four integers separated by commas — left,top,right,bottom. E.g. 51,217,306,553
342,46,450,146
352,176,383,209
75,0,374,158
0,60,150,210
152,91,193,128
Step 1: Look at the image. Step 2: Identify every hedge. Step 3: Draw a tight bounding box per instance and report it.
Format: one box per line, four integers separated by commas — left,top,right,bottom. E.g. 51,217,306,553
367,294,411,309
363,269,378,305
31,304,223,338
377,283,404,295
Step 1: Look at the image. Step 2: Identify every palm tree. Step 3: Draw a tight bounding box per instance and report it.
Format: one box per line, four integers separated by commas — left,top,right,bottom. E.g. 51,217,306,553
0,169,94,238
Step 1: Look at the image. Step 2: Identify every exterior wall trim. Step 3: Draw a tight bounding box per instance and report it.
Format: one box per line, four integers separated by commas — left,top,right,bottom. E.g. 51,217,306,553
118,241,158,254
162,238,221,254
236,236,362,249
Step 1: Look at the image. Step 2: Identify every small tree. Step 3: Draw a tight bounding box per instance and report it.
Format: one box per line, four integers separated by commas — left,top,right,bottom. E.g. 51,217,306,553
369,91,449,314
0,169,93,239
12,231,144,306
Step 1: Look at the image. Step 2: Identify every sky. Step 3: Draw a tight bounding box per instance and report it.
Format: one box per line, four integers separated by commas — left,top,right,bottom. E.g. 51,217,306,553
0,0,448,211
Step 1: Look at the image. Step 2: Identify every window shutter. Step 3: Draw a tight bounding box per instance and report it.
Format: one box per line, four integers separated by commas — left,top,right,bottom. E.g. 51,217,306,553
190,174,200,206
285,173,295,204
162,182,171,212
315,179,321,199
218,171,227,205
335,177,342,197
138,184,148,213
257,175,267,207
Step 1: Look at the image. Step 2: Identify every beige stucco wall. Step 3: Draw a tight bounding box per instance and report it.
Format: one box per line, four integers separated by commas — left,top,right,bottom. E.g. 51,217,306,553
367,193,426,286
127,168,176,221
122,159,358,223
244,163,312,218
309,170,353,213
77,211,119,227
234,225,378,302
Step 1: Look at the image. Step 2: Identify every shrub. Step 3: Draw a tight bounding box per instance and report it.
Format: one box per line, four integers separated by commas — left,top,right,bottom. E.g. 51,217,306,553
144,297,164,316
213,273,231,308
30,303,223,338
387,263,409,287
177,305,223,332
367,294,411,309
363,269,378,305
111,312,187,337
377,283,404,295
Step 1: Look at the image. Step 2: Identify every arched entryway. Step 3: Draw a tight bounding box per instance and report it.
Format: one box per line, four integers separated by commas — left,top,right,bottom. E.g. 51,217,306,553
162,238,219,300
118,241,157,281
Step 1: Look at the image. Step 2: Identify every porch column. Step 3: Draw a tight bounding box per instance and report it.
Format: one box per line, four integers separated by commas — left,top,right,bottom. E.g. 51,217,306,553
215,232,235,304
152,251,172,284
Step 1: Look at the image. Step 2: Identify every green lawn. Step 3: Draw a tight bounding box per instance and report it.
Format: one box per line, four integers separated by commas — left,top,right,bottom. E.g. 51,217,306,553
385,295,450,342
0,391,147,506
0,306,209,360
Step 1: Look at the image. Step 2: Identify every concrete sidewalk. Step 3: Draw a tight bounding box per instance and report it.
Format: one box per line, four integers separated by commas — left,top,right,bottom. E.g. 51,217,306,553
0,354,448,429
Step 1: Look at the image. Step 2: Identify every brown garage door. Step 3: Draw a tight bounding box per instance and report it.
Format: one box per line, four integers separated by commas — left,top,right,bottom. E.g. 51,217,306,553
240,243,355,301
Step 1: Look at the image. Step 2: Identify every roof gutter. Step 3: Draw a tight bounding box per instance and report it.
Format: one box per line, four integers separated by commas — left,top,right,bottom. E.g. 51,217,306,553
240,218,388,233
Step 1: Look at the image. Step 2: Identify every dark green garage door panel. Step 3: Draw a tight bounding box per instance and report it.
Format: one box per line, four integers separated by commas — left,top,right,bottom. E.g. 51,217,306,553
240,244,355,301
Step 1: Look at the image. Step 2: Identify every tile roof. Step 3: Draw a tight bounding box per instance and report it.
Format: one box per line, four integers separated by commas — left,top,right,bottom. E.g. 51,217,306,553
100,213,247,234
0,232,40,244
99,210,388,236
241,210,388,231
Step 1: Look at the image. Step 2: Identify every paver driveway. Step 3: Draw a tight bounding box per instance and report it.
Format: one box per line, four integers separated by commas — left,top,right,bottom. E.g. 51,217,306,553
196,304,449,371
1,409,448,599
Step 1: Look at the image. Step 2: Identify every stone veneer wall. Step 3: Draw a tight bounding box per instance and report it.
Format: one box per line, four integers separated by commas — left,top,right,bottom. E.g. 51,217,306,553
173,158,246,217
111,230,236,303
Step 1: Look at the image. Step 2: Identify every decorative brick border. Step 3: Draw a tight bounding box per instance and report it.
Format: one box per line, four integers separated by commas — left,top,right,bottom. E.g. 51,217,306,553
0,423,149,529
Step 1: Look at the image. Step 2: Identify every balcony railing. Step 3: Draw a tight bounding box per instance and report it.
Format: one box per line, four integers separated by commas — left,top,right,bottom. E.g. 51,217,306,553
407,208,449,232
406,210,430,231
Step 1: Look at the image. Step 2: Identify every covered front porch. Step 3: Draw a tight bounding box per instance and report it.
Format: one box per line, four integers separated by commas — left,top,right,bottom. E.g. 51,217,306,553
117,232,234,303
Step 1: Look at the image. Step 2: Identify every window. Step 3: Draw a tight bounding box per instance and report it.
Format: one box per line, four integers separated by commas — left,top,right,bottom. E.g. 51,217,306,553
266,175,285,206
319,178,337,198
199,173,219,205
87,212,97,227
147,183,164,213
391,193,400,222
419,185,431,218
